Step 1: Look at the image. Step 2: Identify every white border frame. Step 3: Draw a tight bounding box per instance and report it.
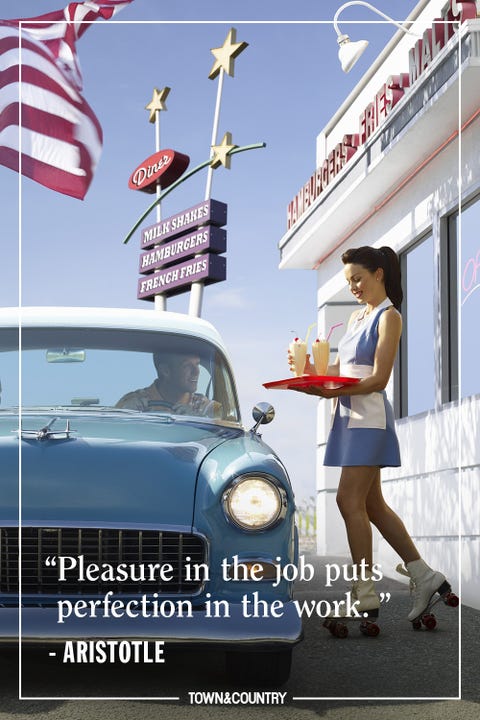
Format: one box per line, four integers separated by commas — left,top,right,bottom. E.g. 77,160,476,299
15,14,464,703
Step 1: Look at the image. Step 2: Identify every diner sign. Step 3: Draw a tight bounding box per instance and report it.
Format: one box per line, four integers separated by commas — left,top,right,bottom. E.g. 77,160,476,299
286,0,477,230
137,253,226,299
141,199,228,249
139,226,226,274
128,149,190,193
137,197,228,301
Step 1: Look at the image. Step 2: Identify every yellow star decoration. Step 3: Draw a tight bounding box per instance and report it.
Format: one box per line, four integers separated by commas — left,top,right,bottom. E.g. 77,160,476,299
208,27,248,80
145,87,171,123
210,132,237,170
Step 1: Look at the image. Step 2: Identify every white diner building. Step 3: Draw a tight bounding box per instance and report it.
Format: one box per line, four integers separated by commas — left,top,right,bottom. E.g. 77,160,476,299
279,0,480,609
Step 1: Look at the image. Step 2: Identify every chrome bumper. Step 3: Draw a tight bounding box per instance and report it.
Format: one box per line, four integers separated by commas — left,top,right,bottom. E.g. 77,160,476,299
0,603,303,648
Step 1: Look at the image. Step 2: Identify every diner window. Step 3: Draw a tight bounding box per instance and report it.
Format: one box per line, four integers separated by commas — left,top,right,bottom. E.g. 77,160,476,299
400,235,436,417
452,197,480,399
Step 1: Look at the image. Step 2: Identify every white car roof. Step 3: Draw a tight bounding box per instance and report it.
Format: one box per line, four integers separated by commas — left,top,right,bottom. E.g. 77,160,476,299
0,306,228,353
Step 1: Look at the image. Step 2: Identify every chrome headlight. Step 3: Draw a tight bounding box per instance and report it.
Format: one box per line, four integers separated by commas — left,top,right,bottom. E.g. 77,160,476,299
222,474,287,531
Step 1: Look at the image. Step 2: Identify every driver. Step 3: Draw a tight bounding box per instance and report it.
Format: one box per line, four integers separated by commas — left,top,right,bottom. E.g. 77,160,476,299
116,352,220,417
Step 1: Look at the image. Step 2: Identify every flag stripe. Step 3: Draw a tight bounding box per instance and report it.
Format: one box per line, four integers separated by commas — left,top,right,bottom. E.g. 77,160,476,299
0,145,90,198
1,123,84,176
0,98,101,169
0,1,133,199
18,2,132,46
1,46,83,103
0,31,81,96
2,78,102,144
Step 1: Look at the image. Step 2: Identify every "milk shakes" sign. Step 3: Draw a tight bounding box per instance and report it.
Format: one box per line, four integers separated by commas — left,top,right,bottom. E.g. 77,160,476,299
137,199,228,300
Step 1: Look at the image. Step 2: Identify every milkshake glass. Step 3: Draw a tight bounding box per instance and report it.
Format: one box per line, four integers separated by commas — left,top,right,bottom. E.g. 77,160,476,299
312,338,330,375
289,338,307,376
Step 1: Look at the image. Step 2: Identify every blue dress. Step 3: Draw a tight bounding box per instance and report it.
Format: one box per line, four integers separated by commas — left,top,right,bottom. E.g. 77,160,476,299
323,297,401,468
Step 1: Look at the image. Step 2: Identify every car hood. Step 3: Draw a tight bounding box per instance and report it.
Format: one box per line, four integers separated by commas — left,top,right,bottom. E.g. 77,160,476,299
0,412,242,528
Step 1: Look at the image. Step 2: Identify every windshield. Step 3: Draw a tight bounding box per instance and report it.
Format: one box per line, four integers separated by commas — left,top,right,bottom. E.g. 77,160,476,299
0,327,241,425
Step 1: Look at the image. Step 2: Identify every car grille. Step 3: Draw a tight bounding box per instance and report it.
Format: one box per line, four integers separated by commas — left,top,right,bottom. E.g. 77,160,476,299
0,527,207,595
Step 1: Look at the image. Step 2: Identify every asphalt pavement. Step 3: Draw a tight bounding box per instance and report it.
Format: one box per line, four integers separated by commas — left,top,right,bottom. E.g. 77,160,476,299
289,554,476,699
0,554,478,719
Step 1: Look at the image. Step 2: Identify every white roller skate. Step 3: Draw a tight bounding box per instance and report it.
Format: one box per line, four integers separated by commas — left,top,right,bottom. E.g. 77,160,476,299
396,559,459,630
323,576,381,638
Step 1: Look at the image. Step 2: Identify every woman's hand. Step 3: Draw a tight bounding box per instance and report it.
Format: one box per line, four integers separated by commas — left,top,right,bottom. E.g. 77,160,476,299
287,350,315,375
291,383,342,398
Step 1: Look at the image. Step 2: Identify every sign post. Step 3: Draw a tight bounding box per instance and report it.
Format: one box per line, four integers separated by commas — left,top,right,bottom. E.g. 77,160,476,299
124,29,265,318
188,28,248,318
145,86,170,310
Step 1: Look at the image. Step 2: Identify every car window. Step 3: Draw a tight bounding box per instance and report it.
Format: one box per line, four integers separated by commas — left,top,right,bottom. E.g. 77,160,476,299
0,327,241,425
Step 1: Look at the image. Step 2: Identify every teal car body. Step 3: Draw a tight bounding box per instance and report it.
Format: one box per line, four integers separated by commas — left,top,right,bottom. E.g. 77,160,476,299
0,307,302,684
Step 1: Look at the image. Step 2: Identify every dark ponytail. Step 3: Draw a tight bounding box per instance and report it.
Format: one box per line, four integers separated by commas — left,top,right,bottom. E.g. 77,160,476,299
341,245,403,310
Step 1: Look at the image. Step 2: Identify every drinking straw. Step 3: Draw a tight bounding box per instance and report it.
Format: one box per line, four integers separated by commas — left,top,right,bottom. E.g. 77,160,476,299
326,322,344,342
305,323,316,344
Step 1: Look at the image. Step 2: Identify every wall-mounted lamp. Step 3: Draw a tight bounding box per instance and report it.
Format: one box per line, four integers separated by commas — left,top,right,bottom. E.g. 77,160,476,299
333,1,420,72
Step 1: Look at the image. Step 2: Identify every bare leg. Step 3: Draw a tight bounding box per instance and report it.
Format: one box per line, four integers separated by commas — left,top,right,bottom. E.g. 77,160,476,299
336,466,378,568
365,469,420,564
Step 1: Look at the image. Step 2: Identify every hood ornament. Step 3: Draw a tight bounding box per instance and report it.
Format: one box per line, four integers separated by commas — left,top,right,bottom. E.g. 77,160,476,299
18,417,75,442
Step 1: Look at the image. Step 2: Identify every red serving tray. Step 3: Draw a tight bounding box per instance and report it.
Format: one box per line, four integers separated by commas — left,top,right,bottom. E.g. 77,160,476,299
263,375,360,390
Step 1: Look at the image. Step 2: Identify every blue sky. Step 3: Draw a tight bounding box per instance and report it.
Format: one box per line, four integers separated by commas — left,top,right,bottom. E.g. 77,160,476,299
1,0,414,503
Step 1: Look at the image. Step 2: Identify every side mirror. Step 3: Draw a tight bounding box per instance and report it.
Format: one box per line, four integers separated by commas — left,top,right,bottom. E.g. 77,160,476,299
250,402,275,433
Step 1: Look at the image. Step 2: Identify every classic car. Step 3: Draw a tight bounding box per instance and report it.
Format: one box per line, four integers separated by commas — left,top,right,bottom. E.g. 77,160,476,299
0,306,302,685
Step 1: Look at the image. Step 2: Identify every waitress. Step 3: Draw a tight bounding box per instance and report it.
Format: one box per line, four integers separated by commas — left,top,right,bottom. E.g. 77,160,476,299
291,245,456,627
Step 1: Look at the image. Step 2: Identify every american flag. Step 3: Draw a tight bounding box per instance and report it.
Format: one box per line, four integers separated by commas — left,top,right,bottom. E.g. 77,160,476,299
0,1,133,200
